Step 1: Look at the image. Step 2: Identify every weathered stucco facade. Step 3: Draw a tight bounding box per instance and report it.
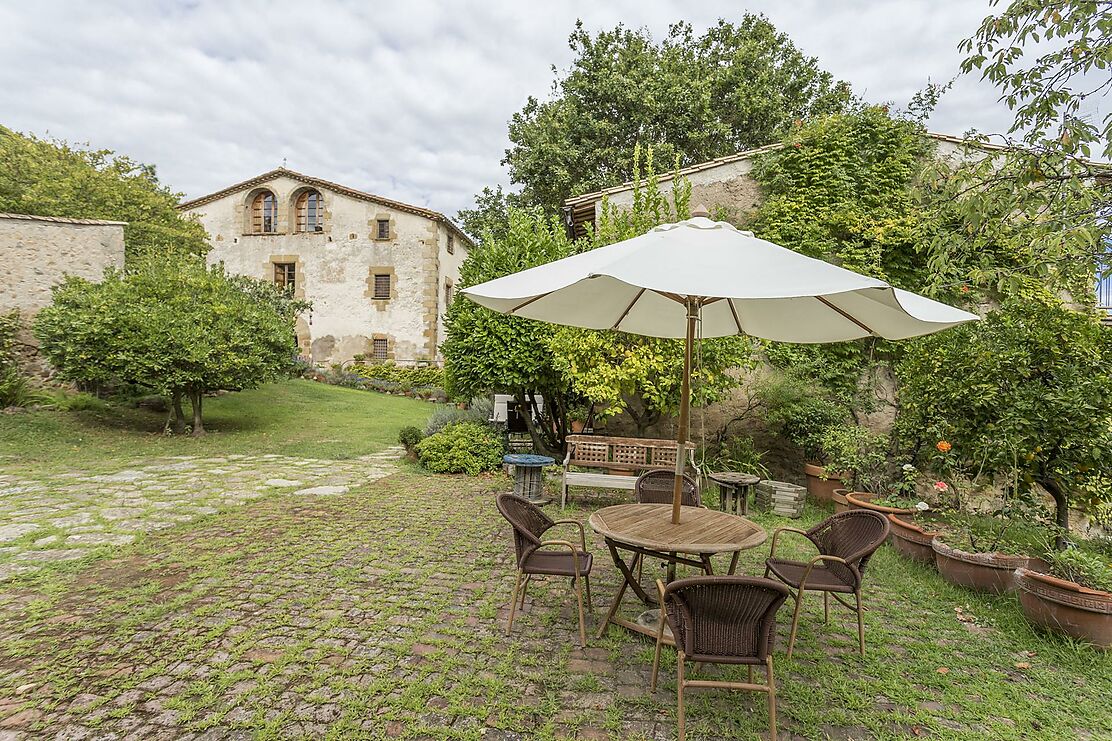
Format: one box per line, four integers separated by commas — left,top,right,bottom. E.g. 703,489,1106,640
180,169,469,366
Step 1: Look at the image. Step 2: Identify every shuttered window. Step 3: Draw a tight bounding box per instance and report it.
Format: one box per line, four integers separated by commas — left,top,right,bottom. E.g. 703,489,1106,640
447,233,454,254
274,262,296,291
376,219,390,239
252,191,278,233
295,190,323,232
373,273,391,300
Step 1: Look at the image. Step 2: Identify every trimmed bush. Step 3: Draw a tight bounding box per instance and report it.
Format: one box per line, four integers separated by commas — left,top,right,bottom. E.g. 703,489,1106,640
415,422,505,475
349,362,445,389
398,425,424,451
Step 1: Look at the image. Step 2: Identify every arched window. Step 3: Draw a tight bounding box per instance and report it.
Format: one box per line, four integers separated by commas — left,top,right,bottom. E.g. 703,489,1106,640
251,191,278,233
295,190,324,232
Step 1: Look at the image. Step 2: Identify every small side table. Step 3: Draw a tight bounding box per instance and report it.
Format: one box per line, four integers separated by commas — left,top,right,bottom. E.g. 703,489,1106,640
707,472,761,515
504,454,555,505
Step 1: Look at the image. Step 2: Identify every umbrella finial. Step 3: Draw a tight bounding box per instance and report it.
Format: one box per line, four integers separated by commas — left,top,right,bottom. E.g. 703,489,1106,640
691,204,710,218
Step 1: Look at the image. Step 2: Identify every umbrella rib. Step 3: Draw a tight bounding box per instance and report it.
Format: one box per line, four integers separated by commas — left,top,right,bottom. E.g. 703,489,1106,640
611,287,646,330
815,296,877,336
508,294,546,314
727,298,745,334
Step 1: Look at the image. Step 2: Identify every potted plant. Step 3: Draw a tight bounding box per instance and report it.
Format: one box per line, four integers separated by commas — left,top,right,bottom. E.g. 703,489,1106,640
820,424,918,516
1015,543,1112,649
567,402,590,434
765,390,846,504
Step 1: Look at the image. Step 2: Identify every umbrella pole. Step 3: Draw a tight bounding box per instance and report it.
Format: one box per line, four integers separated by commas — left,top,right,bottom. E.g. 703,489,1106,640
672,299,697,525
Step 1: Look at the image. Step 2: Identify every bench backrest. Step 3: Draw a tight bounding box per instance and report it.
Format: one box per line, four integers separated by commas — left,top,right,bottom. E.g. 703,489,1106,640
565,434,696,472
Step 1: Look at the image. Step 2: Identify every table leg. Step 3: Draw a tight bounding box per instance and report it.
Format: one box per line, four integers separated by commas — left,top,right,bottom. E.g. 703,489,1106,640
606,540,654,605
700,554,715,575
740,484,750,515
728,550,740,575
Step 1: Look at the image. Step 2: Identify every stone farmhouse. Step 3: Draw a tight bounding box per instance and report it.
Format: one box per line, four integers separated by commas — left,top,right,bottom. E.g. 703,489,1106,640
180,168,471,366
2,212,126,371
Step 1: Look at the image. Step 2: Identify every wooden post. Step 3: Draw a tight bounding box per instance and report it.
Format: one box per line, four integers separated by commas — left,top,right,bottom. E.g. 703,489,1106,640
672,298,698,525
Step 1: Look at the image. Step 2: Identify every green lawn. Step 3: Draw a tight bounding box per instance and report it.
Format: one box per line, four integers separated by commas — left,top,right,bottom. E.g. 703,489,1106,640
0,379,433,472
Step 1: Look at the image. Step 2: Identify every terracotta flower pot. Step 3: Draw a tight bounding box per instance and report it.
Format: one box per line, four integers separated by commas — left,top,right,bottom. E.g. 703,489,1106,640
1014,568,1112,649
832,488,850,514
570,420,586,433
803,462,845,505
844,491,917,517
932,537,1048,594
887,514,941,565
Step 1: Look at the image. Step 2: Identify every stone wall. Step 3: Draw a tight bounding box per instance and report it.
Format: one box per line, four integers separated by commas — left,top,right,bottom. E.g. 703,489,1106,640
183,175,466,366
1,214,126,372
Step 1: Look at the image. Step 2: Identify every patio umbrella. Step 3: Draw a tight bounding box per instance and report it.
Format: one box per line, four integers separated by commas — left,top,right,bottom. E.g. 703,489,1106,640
462,208,977,524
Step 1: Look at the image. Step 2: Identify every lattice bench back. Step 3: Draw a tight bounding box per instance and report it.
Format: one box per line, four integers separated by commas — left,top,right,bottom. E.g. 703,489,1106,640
565,435,696,472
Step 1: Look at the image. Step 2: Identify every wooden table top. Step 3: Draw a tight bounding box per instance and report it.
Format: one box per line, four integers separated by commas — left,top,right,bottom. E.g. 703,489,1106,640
588,504,767,554
707,472,761,486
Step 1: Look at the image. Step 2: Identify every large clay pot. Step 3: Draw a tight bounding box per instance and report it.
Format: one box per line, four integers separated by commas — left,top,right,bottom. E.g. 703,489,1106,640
1014,568,1112,649
844,491,916,517
803,463,845,505
832,488,850,514
932,537,1048,594
570,420,586,433
887,514,941,565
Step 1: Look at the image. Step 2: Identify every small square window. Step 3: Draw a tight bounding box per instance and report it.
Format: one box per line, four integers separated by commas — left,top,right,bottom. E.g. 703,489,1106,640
373,273,391,300
372,338,388,360
447,233,454,255
444,281,453,307
274,262,296,291
376,219,390,240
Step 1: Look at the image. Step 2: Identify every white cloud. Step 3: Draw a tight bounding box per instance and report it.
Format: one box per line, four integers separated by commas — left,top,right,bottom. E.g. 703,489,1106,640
0,0,1036,218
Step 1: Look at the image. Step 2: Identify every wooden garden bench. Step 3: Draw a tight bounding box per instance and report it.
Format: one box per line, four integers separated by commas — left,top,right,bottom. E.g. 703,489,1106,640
560,434,698,508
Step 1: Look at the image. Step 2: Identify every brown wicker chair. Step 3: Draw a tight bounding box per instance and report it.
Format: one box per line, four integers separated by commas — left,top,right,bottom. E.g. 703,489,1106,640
650,576,789,741
763,509,890,658
496,493,594,646
635,469,701,506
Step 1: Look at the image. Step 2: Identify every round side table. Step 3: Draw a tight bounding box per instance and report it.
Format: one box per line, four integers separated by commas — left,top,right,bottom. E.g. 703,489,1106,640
503,454,555,505
707,472,761,515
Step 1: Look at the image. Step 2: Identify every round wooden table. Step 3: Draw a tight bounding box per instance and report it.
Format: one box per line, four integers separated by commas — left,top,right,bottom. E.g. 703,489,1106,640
588,503,767,641
707,471,761,515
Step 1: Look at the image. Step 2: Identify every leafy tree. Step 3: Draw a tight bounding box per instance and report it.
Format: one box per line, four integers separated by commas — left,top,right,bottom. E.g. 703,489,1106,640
897,298,1112,548
504,17,852,211
34,257,306,435
0,126,208,260
441,209,575,456
456,185,515,246
546,148,754,434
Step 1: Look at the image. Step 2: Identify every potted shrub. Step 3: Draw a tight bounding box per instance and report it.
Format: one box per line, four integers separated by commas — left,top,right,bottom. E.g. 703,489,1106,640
567,402,590,434
763,387,846,504
820,424,921,516
1015,544,1112,649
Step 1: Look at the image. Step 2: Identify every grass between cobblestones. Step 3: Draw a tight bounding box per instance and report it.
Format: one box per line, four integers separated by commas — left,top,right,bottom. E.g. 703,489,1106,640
0,469,1109,740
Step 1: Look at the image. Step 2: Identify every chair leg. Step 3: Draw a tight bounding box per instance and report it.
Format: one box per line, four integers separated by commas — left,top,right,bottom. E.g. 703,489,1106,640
676,650,686,741
786,589,805,659
583,575,593,611
574,573,587,647
506,570,523,635
519,575,530,609
650,612,665,692
747,665,753,683
823,592,829,624
766,657,778,741
856,589,865,656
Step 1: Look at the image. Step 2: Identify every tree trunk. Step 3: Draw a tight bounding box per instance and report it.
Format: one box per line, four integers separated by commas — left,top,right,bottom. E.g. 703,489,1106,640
189,388,205,437
517,389,561,457
171,389,187,435
1038,476,1070,551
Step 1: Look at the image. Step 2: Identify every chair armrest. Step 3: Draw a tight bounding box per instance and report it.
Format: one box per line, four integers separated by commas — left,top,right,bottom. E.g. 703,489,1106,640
768,527,815,559
797,554,852,591
562,442,575,467
552,519,588,551
538,539,586,577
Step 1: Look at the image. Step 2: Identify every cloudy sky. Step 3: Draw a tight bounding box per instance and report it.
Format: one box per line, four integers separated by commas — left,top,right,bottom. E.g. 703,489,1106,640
0,1,1036,218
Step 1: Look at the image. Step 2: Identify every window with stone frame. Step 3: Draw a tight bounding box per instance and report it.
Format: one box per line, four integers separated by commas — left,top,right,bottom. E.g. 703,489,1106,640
372,273,391,300
372,338,389,360
447,232,454,254
444,280,454,307
273,262,296,292
252,191,279,233
295,190,323,232
376,218,391,240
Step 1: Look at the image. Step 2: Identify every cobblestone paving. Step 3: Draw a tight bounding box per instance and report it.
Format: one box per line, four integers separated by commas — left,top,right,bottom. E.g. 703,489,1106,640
0,472,1107,739
0,450,402,582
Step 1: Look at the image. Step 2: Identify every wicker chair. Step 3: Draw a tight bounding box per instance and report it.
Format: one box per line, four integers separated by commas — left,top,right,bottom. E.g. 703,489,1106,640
635,469,701,507
496,493,594,646
650,576,790,741
763,509,890,658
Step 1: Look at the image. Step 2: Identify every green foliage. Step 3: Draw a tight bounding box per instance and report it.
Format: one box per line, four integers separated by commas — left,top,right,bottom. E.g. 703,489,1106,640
756,370,847,461
442,209,574,454
0,126,208,261
0,310,41,408
348,363,445,390
546,148,754,433
398,425,424,451
456,185,514,247
504,17,851,211
897,298,1112,536
415,422,505,475
33,256,308,434
424,398,493,437
705,434,770,479
749,107,935,405
1045,547,1112,593
819,424,887,494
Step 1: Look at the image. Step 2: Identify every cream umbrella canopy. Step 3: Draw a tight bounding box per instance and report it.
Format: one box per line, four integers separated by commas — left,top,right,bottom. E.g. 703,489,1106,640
463,209,977,524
